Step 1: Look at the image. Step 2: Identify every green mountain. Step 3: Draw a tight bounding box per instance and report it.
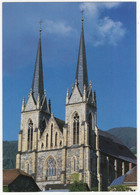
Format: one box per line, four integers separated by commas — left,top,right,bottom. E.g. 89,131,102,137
107,127,137,155
3,141,18,169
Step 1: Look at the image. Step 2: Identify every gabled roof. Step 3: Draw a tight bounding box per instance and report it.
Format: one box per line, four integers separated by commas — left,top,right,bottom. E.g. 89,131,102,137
75,22,88,94
99,130,136,164
3,169,31,186
55,117,65,133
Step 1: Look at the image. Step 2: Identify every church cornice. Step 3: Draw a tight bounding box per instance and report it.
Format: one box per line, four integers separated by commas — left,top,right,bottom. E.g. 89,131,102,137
21,109,51,115
65,101,96,109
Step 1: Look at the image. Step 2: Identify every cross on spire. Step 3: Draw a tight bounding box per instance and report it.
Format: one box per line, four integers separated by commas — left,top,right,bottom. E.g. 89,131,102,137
81,9,84,24
39,20,42,34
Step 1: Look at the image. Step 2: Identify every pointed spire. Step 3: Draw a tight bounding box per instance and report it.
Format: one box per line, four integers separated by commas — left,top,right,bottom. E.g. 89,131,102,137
32,22,44,103
49,99,51,113
66,89,69,104
21,97,25,112
75,12,88,94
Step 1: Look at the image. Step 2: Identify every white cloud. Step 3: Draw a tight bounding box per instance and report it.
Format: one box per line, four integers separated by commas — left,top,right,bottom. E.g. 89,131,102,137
44,19,74,35
80,2,126,46
95,17,126,46
80,3,99,18
103,2,121,9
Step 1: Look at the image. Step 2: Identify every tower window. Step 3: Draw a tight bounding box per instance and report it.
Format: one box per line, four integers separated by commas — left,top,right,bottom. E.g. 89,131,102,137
55,132,57,147
51,124,53,147
89,114,92,146
28,120,33,150
46,134,48,147
73,113,79,145
89,113,96,149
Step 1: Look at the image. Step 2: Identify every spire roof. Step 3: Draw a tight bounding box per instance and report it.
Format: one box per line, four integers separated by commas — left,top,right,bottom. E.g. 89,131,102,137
75,19,88,94
32,28,44,103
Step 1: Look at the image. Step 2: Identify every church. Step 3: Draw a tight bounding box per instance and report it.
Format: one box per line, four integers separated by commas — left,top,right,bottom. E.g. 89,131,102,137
16,17,136,191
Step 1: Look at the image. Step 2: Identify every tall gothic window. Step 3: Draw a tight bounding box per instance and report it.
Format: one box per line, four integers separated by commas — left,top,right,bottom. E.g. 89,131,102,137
89,114,92,146
28,120,33,150
51,124,53,147
55,132,57,147
46,157,56,177
73,113,79,144
74,157,76,171
46,134,48,147
89,114,96,149
27,164,29,174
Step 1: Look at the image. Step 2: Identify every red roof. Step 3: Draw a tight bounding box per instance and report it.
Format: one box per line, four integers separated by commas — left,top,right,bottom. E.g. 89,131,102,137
3,169,31,186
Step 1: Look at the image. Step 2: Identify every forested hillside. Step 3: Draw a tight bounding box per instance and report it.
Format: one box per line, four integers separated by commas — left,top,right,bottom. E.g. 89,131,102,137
107,127,137,155
3,141,18,169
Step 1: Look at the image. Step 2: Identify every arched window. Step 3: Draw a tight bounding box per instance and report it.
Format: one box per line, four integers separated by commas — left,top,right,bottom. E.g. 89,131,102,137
28,120,33,150
41,143,44,148
73,113,79,144
89,114,96,149
71,157,77,172
74,157,76,171
46,157,56,177
89,114,92,146
55,132,57,147
46,134,48,147
51,124,53,147
27,164,29,174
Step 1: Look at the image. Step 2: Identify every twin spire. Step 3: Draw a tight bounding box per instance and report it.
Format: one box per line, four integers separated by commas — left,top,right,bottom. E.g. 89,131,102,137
31,14,91,105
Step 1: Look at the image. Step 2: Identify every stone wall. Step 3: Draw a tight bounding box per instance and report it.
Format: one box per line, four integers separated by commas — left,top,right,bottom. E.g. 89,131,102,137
36,149,62,182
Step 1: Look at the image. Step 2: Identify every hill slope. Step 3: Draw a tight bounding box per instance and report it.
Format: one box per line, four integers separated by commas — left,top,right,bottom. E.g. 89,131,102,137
107,127,137,154
3,141,18,169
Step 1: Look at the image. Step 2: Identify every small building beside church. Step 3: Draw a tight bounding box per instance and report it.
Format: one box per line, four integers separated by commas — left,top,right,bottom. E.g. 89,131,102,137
16,17,136,191
3,169,40,192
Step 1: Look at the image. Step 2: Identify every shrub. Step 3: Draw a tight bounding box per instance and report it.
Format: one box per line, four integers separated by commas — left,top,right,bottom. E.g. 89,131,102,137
69,173,79,183
3,186,9,192
91,186,98,191
69,181,90,192
108,185,131,191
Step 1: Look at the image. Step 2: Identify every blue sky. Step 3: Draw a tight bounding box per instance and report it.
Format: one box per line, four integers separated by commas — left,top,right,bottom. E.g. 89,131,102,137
3,2,136,141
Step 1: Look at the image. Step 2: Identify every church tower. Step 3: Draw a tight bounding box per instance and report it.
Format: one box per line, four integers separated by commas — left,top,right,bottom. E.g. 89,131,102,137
16,26,51,178
65,15,99,188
